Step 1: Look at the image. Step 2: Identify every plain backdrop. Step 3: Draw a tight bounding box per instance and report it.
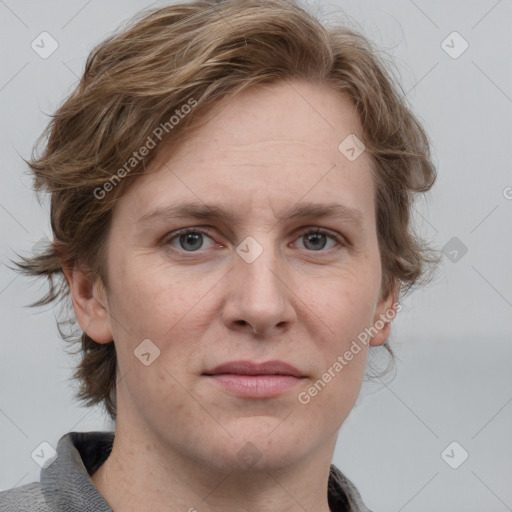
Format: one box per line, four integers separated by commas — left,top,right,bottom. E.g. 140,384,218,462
0,1,511,511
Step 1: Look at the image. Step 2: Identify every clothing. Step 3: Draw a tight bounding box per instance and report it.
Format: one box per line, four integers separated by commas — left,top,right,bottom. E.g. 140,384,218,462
0,431,373,511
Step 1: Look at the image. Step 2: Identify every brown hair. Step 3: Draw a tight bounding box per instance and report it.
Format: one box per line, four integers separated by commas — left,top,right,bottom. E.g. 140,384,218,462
15,0,441,420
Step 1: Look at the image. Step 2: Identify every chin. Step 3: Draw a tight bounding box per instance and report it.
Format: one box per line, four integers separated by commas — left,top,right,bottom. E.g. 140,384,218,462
202,420,316,473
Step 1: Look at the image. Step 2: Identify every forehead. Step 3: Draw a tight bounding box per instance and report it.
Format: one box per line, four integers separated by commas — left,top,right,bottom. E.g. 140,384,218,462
117,79,376,228
172,79,366,163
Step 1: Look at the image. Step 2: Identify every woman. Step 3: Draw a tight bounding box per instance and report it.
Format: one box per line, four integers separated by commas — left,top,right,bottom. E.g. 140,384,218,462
1,0,440,510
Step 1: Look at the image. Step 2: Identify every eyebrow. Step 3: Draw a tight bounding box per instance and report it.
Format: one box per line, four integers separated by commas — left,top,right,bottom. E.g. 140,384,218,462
136,200,364,227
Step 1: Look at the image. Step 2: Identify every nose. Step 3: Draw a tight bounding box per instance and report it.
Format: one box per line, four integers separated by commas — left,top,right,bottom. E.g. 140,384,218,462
222,240,296,337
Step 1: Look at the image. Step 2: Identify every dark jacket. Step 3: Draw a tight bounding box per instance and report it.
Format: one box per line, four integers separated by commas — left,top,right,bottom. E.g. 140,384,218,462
0,431,373,511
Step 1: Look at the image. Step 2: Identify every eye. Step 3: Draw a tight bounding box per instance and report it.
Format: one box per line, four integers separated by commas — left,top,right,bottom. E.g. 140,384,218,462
163,226,346,254
293,227,345,251
164,228,217,252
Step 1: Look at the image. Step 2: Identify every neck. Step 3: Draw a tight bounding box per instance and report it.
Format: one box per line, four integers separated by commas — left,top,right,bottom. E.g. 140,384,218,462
91,418,336,512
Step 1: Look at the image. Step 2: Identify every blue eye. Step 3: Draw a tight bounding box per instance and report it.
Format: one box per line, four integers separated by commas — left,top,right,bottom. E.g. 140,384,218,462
166,228,216,252
164,226,346,254
294,227,342,251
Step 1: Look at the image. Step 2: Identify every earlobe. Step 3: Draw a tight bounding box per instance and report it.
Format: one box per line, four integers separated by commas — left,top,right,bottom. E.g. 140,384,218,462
369,280,400,347
62,264,113,344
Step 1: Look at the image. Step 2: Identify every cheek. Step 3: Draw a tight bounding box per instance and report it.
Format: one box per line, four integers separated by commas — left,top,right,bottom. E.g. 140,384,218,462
105,253,221,380
304,265,380,341
300,355,367,432
108,276,175,342
300,288,371,426
107,254,194,335
105,259,207,414
299,264,379,404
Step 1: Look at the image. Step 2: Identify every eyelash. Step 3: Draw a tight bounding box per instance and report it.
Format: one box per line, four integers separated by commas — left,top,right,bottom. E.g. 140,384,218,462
163,226,347,254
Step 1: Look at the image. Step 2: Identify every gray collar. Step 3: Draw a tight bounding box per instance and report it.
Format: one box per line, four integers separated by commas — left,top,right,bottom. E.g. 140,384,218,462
3,431,373,512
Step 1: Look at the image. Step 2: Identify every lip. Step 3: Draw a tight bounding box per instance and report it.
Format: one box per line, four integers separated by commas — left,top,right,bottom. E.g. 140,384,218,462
205,360,304,377
204,360,306,398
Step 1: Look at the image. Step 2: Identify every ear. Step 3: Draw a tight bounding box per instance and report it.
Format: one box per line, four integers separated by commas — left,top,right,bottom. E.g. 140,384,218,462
369,279,400,347
62,263,113,344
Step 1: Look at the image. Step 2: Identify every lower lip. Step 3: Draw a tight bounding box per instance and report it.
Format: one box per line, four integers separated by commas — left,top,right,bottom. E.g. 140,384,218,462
207,374,303,398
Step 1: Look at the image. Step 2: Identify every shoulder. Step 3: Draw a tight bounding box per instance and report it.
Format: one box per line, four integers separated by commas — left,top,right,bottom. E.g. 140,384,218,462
0,430,114,512
329,464,375,512
0,482,49,511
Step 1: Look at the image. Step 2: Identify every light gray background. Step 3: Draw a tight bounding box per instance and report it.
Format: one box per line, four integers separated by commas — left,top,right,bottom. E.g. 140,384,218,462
1,1,511,511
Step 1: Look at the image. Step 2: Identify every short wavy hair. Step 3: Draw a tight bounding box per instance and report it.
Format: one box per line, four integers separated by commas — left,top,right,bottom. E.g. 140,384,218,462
16,0,441,420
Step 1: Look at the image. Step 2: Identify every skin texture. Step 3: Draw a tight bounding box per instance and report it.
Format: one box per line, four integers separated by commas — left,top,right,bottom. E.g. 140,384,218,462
66,79,398,512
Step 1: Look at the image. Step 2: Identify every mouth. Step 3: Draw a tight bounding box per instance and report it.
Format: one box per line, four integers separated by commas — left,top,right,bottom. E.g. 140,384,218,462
203,360,306,398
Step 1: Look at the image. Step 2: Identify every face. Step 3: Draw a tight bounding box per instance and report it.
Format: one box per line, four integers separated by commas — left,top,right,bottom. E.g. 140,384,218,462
86,79,396,472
